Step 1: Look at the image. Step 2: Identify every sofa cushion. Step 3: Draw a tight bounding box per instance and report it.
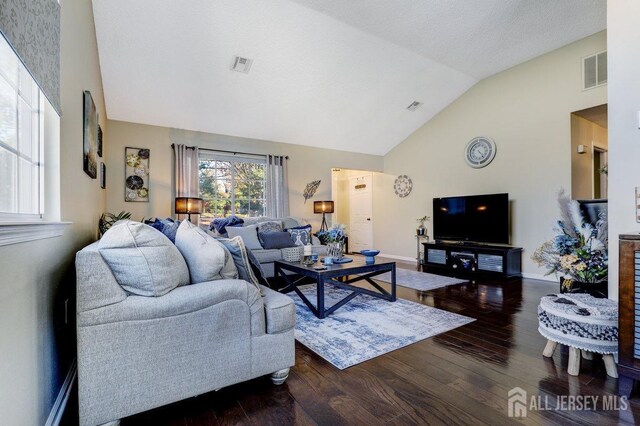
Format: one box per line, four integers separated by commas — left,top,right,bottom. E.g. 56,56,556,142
258,231,296,249
145,218,181,243
175,220,238,284
260,285,296,334
282,217,302,230
257,220,283,233
245,248,270,286
287,224,312,246
242,216,267,226
209,234,261,290
226,224,262,250
98,220,190,296
251,249,283,264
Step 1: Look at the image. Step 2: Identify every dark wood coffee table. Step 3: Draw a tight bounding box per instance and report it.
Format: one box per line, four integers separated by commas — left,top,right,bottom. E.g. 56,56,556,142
275,259,396,319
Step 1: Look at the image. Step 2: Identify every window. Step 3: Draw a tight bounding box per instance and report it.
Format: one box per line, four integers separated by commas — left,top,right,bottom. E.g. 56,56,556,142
583,51,607,90
0,34,44,220
199,153,266,225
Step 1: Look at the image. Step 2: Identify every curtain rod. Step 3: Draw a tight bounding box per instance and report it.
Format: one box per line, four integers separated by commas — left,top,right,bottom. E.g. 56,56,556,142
171,144,289,159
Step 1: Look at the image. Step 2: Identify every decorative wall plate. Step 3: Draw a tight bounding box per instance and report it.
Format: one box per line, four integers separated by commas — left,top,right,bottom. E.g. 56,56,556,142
394,175,412,198
465,137,496,168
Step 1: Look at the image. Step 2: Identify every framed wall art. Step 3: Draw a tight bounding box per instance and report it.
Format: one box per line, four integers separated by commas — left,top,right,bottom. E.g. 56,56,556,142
82,90,98,178
100,162,106,189
125,147,150,202
97,125,103,157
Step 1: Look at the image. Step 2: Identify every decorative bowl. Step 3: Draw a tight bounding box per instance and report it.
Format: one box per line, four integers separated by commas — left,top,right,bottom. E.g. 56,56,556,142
360,249,380,264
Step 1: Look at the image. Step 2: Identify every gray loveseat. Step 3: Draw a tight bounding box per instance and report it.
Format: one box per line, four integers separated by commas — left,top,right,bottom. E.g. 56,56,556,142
224,216,327,277
76,241,296,426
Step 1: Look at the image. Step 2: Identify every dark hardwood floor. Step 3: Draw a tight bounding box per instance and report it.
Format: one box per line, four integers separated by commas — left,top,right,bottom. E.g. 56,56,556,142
65,258,640,425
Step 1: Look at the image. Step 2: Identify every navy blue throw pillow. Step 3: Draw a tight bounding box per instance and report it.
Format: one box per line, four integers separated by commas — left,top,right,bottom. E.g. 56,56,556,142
245,248,270,286
258,231,297,249
286,224,312,246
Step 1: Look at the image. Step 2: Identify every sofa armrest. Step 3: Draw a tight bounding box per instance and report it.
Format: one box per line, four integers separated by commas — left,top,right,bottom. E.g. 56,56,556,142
79,279,266,335
76,242,127,313
260,285,295,334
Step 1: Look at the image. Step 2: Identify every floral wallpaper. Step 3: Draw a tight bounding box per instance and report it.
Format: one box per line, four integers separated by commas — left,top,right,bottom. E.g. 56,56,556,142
0,0,61,115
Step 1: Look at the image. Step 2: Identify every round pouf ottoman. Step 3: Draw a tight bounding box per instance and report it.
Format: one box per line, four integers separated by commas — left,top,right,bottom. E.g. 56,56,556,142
537,294,618,378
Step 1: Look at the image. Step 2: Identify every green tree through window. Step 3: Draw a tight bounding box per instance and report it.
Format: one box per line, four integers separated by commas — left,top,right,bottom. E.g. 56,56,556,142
199,156,266,226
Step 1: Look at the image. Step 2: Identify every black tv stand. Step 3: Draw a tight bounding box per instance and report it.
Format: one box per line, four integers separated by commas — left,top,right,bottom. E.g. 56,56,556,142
423,241,522,279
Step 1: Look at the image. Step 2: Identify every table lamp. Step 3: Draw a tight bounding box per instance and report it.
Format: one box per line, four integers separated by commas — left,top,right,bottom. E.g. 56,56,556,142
314,200,334,232
175,197,203,222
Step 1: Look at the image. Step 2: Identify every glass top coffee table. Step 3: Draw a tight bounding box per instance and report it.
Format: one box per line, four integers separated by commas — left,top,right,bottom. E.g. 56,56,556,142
275,259,396,319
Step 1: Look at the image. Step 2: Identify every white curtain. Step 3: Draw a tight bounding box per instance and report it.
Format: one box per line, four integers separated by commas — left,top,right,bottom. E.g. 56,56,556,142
265,155,289,218
173,144,199,219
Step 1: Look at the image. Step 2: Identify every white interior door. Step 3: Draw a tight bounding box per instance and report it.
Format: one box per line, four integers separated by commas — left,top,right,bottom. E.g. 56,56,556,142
349,173,373,253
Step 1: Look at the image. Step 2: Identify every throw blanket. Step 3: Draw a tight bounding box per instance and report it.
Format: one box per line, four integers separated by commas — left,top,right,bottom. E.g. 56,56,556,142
210,215,244,234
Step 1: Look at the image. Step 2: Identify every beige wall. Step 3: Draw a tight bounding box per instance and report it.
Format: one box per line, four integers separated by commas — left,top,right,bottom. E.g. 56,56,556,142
608,0,640,299
0,2,107,424
105,120,383,231
378,31,607,278
571,114,608,200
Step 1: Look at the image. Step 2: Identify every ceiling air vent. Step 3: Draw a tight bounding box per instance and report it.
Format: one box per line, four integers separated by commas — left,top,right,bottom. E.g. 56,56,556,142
583,51,607,90
231,56,253,74
406,101,422,111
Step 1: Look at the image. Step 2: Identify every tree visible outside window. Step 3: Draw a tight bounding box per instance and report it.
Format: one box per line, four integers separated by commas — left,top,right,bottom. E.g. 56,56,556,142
199,156,266,225
0,34,43,219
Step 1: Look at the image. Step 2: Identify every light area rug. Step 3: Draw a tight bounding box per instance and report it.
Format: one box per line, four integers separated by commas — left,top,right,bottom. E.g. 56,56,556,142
375,268,467,291
289,285,475,369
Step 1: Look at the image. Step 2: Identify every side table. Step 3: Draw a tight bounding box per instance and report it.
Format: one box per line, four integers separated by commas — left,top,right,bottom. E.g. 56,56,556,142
416,234,429,265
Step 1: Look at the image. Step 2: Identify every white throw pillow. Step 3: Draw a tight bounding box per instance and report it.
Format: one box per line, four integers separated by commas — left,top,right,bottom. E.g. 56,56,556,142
98,220,190,296
175,220,239,284
226,224,263,250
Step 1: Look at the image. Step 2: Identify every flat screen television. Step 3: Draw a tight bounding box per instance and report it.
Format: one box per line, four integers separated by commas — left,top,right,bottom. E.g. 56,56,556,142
433,193,509,244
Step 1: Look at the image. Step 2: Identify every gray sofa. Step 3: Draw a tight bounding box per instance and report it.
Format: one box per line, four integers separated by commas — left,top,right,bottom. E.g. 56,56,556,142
76,241,296,426
226,216,326,277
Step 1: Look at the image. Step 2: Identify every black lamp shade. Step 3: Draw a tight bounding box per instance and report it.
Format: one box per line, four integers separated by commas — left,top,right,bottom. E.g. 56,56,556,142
175,197,203,214
314,200,334,214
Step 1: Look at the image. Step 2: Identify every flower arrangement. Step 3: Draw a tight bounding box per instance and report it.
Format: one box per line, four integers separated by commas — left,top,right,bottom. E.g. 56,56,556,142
531,191,607,284
317,223,347,244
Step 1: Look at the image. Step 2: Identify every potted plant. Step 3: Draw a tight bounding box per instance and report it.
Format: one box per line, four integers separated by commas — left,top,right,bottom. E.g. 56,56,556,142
531,191,608,297
99,211,132,237
416,215,430,236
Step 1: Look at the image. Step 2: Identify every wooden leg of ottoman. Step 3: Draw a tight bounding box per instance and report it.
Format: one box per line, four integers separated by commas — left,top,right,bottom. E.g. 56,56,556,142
568,347,581,376
581,350,593,360
603,354,618,378
543,340,557,357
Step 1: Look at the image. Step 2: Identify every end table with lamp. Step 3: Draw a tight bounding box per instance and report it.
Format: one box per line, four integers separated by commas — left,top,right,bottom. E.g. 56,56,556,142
175,197,203,223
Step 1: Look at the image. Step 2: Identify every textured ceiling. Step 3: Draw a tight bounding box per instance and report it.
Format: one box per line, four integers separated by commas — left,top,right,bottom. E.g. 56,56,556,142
291,0,607,80
92,0,606,155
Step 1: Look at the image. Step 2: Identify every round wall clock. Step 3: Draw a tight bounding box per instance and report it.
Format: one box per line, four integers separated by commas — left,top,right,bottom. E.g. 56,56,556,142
465,137,496,168
394,175,413,198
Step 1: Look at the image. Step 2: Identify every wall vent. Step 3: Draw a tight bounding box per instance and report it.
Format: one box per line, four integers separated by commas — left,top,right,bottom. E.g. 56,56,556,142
406,101,422,111
583,51,607,90
231,56,253,74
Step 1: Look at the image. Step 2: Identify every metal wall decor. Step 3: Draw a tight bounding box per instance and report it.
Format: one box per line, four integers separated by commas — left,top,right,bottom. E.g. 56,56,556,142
303,180,321,203
394,175,412,198
125,147,150,202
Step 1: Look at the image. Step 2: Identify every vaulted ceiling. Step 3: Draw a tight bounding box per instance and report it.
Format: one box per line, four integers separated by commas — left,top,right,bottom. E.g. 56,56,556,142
92,0,606,155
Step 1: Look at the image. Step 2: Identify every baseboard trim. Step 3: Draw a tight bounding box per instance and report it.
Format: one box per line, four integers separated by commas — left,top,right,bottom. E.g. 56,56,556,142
378,253,416,263
45,358,77,426
522,272,557,283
